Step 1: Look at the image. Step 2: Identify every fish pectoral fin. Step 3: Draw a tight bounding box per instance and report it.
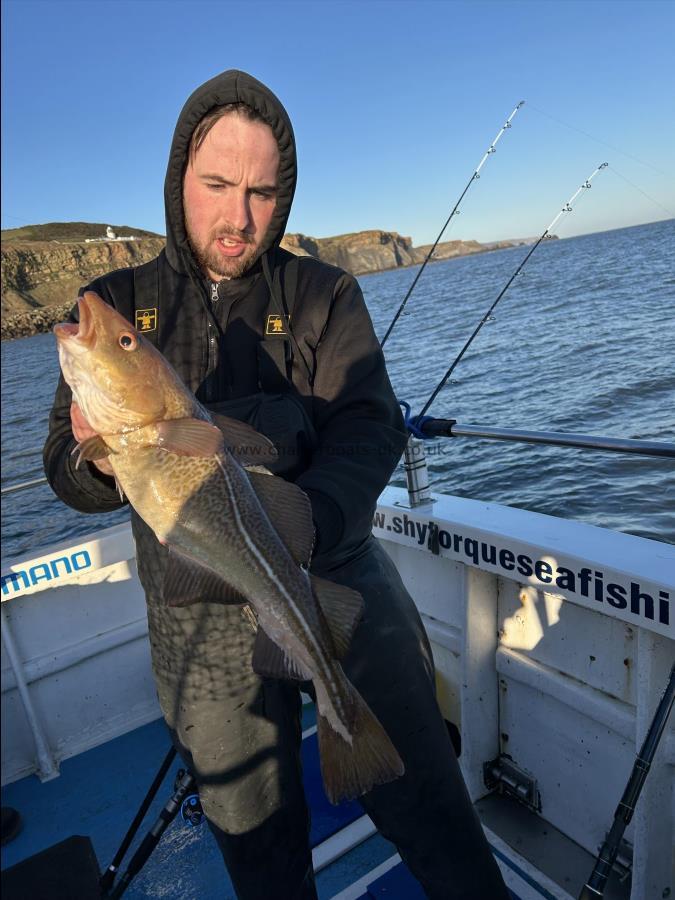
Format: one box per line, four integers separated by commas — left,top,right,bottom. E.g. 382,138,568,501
155,418,224,457
71,435,112,468
311,576,364,658
210,414,278,466
247,471,315,567
162,546,249,607
251,628,313,682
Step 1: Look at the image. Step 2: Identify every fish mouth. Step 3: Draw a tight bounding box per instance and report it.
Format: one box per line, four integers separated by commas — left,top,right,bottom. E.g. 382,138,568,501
53,295,96,349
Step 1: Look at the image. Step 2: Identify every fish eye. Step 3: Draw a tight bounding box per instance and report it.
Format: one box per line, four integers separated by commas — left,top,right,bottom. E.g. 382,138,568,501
119,332,138,351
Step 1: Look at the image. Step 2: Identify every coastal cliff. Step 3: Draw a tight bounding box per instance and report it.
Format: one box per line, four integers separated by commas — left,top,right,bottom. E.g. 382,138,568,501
1,222,539,339
280,230,419,273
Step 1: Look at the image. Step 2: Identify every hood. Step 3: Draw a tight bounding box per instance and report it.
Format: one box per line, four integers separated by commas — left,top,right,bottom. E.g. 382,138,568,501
164,69,297,276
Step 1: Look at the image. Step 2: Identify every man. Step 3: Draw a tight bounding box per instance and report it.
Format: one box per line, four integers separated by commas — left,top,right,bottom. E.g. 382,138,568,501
44,70,509,899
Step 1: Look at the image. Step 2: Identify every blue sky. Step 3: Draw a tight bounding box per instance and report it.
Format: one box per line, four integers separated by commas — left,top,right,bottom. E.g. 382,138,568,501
2,0,673,245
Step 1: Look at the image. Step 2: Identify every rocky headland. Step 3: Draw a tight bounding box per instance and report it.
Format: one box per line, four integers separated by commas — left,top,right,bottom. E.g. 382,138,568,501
1,222,539,340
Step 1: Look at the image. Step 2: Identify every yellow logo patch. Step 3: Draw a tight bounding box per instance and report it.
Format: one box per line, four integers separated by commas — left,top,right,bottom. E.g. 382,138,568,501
135,308,158,332
266,314,288,336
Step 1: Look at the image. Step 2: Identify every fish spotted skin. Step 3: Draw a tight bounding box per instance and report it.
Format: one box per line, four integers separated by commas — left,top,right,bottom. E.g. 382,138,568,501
54,291,404,803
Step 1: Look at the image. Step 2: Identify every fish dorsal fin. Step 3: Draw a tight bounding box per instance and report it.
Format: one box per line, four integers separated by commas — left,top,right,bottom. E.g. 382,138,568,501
162,545,248,608
246,470,315,567
155,418,224,457
311,575,364,658
252,627,313,682
210,413,278,466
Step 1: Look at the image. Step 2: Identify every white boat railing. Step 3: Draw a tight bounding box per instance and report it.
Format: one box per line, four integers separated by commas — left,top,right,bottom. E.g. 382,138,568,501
1,476,49,495
372,485,673,900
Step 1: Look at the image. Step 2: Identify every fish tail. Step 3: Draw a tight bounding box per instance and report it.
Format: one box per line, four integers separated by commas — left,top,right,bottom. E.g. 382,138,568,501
316,672,404,805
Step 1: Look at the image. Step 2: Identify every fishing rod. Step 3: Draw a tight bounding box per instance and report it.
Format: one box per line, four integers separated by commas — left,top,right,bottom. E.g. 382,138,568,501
415,161,608,420
99,746,177,895
579,662,675,899
106,768,199,898
380,100,525,349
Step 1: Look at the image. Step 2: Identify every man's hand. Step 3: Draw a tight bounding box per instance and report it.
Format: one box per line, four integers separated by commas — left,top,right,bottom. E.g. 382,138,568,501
70,402,114,477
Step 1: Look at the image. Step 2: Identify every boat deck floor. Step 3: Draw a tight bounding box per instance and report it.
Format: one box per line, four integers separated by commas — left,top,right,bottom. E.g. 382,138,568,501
1,708,613,899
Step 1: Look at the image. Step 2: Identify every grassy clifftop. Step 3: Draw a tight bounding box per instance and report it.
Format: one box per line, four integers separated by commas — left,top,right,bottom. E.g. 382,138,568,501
1,222,163,243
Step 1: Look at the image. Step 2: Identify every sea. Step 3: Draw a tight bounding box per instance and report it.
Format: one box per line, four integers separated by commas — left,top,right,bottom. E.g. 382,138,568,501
1,218,674,562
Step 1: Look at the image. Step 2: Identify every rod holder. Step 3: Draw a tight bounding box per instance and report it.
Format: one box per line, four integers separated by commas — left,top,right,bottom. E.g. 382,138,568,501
403,437,433,507
421,419,675,459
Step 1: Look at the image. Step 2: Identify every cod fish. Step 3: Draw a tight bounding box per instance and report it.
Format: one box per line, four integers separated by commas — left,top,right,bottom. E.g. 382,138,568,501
54,291,404,804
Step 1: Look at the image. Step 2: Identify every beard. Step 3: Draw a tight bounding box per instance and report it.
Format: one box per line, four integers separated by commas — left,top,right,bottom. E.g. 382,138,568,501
186,223,258,280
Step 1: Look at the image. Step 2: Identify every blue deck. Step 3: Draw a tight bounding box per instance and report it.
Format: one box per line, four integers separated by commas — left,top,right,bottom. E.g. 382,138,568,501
1,707,401,899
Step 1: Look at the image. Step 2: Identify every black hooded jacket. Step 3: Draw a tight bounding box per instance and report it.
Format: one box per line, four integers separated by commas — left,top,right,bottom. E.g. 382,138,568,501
43,69,407,560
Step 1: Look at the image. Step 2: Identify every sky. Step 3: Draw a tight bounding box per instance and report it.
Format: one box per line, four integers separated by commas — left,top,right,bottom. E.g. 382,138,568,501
2,0,674,246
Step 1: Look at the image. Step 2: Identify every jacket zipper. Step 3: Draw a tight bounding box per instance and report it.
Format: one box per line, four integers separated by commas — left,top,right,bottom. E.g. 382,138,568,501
204,282,219,402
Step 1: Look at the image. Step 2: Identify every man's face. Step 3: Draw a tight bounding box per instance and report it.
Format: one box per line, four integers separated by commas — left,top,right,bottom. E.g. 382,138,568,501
183,113,280,280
